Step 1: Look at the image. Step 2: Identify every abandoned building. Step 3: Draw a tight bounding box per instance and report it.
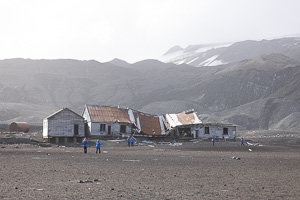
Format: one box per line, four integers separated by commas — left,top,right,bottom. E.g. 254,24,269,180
82,104,169,137
200,123,236,139
165,110,236,139
43,108,85,143
82,105,134,137
43,105,236,143
9,122,30,133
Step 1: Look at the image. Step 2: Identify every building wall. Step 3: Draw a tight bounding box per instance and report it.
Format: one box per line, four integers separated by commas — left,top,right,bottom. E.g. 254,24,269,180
89,122,132,136
44,109,85,138
197,125,236,139
172,124,236,139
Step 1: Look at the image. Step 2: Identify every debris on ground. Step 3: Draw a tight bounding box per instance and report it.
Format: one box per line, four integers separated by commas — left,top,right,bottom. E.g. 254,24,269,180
79,180,95,183
169,143,182,147
141,140,154,144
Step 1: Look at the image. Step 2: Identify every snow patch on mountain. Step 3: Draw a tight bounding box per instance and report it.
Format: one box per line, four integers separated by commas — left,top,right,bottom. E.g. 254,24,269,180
159,43,232,66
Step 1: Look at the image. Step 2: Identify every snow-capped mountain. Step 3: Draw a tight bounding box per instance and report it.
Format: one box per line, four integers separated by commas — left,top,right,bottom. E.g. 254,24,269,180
160,37,300,67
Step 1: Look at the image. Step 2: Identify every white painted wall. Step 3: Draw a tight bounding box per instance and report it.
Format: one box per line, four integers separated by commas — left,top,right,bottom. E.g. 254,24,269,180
89,122,132,136
43,109,85,138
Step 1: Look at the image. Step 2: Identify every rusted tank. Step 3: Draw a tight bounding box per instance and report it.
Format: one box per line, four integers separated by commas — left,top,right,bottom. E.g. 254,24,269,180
9,122,30,133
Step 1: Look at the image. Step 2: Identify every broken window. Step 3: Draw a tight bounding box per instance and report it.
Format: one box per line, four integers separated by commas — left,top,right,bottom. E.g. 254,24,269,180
120,125,126,133
205,127,210,134
100,124,106,131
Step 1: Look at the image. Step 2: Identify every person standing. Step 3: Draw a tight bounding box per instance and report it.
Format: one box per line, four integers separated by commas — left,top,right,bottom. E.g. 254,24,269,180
212,136,215,146
241,137,245,146
130,136,135,147
96,140,101,154
127,136,131,147
82,137,88,153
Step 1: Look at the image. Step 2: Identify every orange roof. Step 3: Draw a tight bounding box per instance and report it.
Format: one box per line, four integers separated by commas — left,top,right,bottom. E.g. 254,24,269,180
134,112,163,135
86,105,131,123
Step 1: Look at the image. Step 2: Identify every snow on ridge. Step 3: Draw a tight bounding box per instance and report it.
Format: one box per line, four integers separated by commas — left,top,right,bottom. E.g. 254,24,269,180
195,43,232,53
159,43,232,64
208,59,227,66
187,57,199,64
199,55,219,66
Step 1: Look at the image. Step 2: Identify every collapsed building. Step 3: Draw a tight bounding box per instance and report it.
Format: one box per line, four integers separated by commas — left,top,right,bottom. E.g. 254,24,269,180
82,105,168,137
43,105,236,143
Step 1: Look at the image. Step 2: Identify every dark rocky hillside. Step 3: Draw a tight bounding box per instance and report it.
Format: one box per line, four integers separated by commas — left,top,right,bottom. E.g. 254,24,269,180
1,38,300,132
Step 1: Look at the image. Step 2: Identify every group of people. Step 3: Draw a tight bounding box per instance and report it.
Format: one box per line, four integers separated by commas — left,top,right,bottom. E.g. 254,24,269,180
127,136,136,147
81,138,102,154
81,136,137,153
82,136,245,152
211,136,245,146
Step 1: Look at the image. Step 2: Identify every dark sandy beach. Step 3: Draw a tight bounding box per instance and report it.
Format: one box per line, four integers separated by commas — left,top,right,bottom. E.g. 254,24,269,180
0,137,299,200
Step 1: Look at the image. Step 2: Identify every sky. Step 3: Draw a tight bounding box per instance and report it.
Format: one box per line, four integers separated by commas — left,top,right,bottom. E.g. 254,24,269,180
0,0,300,63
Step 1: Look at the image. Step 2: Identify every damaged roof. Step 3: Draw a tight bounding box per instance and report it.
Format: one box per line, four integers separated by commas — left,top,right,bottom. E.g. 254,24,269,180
165,111,202,129
134,111,166,135
85,105,131,123
84,105,201,135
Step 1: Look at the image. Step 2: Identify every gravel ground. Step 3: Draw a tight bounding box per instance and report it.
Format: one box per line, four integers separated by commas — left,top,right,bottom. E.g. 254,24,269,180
0,138,299,200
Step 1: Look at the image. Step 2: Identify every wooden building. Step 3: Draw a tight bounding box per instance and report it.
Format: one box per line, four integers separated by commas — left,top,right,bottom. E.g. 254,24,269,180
199,123,236,139
82,105,133,137
43,108,85,144
165,110,236,139
82,105,169,137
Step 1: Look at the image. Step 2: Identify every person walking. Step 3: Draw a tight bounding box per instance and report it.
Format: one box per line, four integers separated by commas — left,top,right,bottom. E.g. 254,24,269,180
82,137,88,153
96,140,101,154
130,136,135,147
212,136,215,146
241,137,245,146
127,136,131,147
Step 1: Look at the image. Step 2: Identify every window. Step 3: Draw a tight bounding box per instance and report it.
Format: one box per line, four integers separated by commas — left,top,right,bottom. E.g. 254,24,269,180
100,124,106,131
205,127,210,134
120,125,126,133
223,127,228,135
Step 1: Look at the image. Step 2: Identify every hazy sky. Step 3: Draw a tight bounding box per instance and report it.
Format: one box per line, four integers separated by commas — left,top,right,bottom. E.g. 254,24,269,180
1,0,300,63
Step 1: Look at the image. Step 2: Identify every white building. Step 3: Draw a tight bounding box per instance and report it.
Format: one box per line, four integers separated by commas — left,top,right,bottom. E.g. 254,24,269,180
43,108,85,143
82,104,169,137
166,110,236,139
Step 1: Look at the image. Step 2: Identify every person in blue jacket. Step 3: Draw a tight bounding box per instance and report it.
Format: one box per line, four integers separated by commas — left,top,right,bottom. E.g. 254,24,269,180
212,136,215,146
130,136,136,147
82,137,88,153
96,140,101,154
241,137,245,146
127,136,131,147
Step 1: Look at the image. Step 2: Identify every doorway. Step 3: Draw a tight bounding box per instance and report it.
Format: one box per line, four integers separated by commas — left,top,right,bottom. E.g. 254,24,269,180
74,124,78,136
108,126,111,135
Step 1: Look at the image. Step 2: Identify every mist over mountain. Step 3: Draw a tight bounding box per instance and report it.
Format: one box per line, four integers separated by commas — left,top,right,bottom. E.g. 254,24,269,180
0,37,300,132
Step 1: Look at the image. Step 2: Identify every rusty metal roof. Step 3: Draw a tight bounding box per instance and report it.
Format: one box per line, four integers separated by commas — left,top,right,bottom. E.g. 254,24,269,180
134,112,163,135
176,112,197,125
86,105,131,123
165,111,201,129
